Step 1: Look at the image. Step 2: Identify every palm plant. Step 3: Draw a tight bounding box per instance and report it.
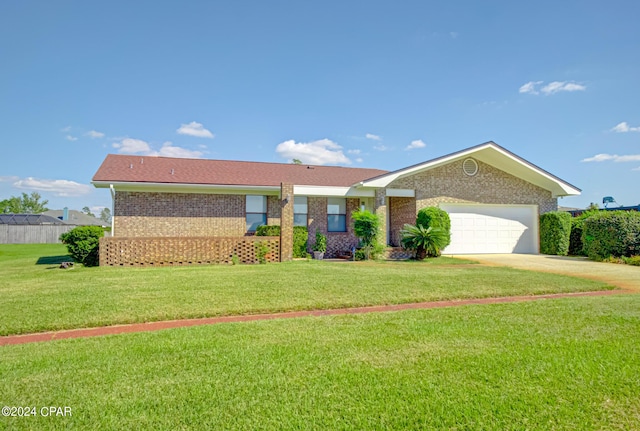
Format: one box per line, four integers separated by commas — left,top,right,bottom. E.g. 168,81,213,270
400,224,448,260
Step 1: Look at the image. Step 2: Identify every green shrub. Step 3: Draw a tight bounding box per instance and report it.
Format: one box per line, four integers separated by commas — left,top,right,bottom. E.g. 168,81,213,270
59,226,104,267
254,241,269,264
539,211,571,256
568,210,600,256
400,224,448,260
623,255,640,266
352,210,382,259
257,225,308,258
292,226,309,258
255,225,280,236
582,211,640,260
312,230,327,253
416,207,451,251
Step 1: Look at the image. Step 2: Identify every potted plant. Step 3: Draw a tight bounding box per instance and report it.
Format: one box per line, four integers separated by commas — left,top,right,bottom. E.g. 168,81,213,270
312,229,327,260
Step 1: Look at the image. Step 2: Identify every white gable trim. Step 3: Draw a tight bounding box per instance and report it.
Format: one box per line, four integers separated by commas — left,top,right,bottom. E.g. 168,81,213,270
359,142,581,197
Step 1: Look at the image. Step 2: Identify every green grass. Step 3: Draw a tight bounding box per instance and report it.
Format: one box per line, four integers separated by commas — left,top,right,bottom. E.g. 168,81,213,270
0,244,612,336
1,294,639,430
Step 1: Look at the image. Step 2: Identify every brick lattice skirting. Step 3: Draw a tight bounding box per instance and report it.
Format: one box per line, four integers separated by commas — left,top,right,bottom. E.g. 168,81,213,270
99,236,280,266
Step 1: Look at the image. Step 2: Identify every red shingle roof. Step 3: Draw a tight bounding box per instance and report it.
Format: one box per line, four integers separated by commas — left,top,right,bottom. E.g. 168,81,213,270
92,155,388,188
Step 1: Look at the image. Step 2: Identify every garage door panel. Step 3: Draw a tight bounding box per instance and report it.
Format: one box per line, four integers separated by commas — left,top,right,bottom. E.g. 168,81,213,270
441,205,538,254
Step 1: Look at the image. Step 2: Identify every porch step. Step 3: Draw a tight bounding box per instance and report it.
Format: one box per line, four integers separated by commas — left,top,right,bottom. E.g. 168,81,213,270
384,247,413,261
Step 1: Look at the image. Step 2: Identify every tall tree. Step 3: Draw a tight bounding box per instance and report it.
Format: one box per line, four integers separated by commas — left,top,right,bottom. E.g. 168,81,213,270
0,192,49,214
82,206,95,217
99,207,111,223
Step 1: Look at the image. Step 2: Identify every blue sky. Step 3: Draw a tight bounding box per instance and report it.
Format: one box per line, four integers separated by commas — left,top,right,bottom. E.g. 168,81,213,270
1,0,639,212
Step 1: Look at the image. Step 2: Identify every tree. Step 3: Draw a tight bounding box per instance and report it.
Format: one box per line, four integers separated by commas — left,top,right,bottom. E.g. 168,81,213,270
82,206,95,217
0,192,49,214
292,159,302,165
99,207,111,223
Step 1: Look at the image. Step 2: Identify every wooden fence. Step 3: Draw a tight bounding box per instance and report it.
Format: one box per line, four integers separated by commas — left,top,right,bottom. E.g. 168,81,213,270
99,236,280,266
0,225,75,244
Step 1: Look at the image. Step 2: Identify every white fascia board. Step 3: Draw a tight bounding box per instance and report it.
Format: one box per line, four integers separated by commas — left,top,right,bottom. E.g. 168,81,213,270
475,146,581,197
385,188,415,197
92,181,281,195
293,185,375,197
360,142,581,197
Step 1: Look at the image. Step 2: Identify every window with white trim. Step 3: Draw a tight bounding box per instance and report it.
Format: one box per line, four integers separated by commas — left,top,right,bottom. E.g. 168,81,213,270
246,195,267,232
294,196,308,227
327,197,346,232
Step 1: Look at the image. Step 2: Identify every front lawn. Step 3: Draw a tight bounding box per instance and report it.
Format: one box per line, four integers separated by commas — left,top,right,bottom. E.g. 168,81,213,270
1,294,638,430
0,244,612,335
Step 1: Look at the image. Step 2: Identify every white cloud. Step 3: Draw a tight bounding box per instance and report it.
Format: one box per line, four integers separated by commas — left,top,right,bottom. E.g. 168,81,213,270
610,122,640,133
519,80,585,95
582,153,640,163
347,149,361,154
65,135,78,141
155,142,203,158
0,175,20,182
112,138,203,158
633,166,640,171
60,126,71,132
449,32,458,39
177,121,214,138
12,177,92,197
113,138,153,154
405,139,426,150
374,144,389,151
355,157,364,163
276,139,351,165
365,133,382,141
519,81,543,94
541,81,586,95
90,205,107,214
86,130,105,138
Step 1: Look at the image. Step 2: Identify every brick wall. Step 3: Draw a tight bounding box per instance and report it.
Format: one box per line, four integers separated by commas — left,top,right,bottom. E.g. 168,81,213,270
380,158,557,247
115,191,283,237
388,197,416,247
308,197,359,258
267,195,282,226
279,183,294,262
389,159,557,213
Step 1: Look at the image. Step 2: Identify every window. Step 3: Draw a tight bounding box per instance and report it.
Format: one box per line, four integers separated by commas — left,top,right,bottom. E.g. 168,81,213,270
327,197,346,232
246,195,267,232
293,196,308,227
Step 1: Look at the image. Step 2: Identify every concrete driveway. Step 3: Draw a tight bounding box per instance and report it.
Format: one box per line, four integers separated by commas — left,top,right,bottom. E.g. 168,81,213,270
462,254,640,291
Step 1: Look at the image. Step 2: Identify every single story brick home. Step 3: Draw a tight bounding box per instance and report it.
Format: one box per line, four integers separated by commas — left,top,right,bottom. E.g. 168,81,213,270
92,141,580,264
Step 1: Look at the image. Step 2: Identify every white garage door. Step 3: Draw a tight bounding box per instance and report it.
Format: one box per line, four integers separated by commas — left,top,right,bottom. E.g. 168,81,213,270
440,204,538,254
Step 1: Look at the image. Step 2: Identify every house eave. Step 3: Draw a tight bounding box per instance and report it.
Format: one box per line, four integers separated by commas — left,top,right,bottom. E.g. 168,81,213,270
92,181,282,195
360,141,581,197
92,181,377,198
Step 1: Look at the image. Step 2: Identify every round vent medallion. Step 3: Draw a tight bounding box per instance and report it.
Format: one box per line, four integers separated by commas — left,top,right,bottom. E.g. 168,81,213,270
462,158,478,176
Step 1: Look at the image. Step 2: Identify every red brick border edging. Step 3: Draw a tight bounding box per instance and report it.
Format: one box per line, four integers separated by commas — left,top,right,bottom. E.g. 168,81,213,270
0,290,631,346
